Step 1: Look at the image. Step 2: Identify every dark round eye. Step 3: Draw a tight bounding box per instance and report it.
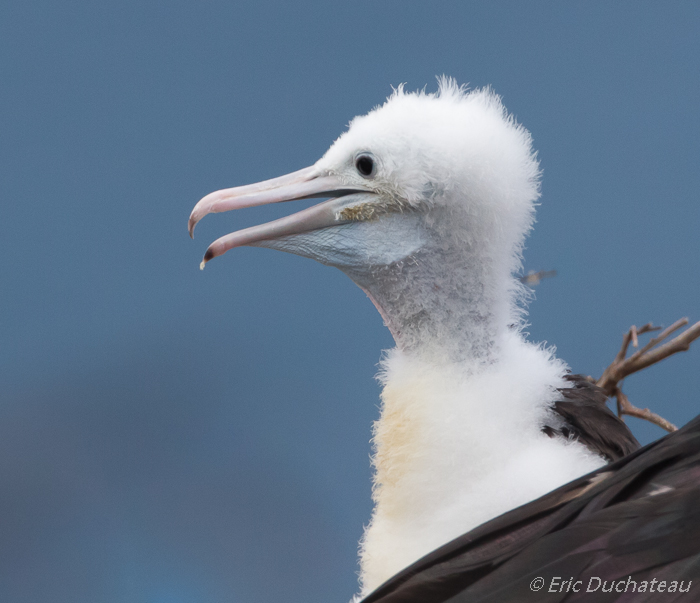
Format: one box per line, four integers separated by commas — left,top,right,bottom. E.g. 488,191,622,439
355,153,376,178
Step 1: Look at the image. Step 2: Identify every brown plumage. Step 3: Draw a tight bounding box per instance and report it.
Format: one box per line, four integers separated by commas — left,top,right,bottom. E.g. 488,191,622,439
544,374,640,462
363,413,700,602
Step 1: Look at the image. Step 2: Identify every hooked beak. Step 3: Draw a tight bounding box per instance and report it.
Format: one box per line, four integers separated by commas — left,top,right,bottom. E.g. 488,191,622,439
189,166,373,269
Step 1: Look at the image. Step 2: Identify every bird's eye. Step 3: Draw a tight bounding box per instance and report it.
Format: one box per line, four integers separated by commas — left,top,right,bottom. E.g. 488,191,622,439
355,153,376,178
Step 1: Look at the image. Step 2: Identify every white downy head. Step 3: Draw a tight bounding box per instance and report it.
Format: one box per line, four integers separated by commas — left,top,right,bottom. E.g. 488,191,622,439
276,79,541,361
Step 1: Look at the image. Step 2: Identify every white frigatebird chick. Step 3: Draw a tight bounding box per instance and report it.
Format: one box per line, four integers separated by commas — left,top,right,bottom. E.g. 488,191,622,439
189,80,700,601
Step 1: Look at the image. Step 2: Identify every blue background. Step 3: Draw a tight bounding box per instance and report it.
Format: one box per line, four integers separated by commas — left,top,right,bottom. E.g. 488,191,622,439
2,2,699,602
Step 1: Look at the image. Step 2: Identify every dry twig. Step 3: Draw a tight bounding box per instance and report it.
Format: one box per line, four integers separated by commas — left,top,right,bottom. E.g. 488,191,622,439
595,318,700,432
519,270,557,287
614,389,678,433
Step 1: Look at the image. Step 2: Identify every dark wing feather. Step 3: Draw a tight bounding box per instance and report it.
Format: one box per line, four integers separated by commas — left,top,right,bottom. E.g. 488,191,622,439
544,374,640,461
362,415,700,603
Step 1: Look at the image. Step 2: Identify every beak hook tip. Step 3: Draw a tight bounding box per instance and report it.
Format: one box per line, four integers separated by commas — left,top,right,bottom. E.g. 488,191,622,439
200,247,215,270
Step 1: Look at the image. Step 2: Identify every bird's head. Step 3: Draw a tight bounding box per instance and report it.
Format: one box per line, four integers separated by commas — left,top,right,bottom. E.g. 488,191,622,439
190,79,540,355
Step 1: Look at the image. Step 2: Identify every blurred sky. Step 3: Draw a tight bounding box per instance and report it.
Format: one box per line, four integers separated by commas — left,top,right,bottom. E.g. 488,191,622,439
2,2,700,602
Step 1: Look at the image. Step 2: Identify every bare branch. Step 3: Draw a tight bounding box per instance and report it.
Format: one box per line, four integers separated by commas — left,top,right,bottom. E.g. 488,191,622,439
615,330,633,365
620,320,700,378
637,323,662,336
615,389,678,433
628,318,688,361
598,319,700,397
613,323,659,365
595,318,700,433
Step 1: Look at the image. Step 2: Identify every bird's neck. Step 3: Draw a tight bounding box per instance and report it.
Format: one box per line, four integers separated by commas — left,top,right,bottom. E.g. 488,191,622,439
351,218,518,364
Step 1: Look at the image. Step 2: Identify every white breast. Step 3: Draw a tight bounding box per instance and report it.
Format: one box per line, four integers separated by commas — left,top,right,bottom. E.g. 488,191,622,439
358,332,605,594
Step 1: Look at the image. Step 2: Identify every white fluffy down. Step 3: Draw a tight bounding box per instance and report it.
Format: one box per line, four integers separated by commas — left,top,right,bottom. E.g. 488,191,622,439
359,334,604,594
